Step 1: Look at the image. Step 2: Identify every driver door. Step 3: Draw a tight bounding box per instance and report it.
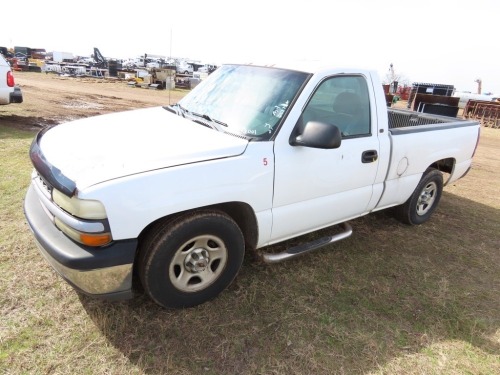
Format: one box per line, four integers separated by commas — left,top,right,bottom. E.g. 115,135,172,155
271,74,380,243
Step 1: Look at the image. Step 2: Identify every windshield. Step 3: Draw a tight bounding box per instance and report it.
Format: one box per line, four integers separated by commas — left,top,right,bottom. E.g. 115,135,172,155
177,64,309,140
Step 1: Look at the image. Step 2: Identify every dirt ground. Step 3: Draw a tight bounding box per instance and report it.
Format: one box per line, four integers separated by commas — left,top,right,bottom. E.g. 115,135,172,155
0,71,187,130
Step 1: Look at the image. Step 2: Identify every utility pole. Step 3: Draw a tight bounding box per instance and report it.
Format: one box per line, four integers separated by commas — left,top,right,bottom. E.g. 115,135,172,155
389,63,398,94
475,78,482,94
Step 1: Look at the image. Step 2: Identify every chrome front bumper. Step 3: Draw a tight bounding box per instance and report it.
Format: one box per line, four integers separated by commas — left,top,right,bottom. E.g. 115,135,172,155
24,184,137,299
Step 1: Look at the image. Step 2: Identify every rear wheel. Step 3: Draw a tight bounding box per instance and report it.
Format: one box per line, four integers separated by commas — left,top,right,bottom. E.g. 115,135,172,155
394,168,443,225
138,210,245,308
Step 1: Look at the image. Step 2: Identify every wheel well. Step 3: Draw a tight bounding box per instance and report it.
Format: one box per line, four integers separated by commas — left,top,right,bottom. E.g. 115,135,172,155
137,202,259,252
429,158,455,184
210,202,259,251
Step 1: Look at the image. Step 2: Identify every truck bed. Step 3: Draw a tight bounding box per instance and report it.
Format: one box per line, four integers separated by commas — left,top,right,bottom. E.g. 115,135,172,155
388,108,478,134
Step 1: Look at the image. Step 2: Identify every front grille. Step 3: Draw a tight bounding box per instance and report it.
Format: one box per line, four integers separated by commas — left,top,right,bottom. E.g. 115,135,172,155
34,172,52,200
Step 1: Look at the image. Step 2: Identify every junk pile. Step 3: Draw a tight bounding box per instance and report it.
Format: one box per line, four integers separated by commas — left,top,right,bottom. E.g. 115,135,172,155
463,99,500,129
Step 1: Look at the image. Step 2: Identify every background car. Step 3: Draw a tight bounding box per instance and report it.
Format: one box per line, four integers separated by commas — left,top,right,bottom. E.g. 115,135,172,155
0,54,23,105
176,61,193,75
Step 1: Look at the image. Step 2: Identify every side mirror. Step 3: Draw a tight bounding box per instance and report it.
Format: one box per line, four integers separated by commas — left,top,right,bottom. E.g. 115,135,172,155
290,121,342,149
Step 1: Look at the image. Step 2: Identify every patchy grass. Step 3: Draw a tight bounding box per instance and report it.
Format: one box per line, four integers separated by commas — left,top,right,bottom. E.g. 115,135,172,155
1,123,499,375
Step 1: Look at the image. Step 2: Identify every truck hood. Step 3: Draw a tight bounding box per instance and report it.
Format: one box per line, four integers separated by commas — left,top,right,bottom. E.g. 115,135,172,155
38,106,249,190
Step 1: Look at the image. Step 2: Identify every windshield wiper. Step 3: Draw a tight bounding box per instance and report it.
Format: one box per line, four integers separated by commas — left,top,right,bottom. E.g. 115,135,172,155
191,111,228,127
163,105,176,114
203,114,227,127
178,104,189,117
163,104,227,130
163,103,188,117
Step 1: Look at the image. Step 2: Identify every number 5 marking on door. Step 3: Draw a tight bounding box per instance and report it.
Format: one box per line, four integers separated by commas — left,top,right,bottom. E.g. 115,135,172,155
263,158,268,166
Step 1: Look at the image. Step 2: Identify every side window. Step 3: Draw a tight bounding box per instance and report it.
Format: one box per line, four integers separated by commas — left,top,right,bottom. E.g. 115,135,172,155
302,75,371,137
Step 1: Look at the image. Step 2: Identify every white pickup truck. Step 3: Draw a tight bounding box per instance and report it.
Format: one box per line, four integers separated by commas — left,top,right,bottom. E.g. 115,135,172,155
0,54,23,105
24,62,480,309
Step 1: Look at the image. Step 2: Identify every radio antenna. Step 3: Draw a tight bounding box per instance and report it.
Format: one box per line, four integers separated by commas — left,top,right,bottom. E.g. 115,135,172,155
168,28,172,105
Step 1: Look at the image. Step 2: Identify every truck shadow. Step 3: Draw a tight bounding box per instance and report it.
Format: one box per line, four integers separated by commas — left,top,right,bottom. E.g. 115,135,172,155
80,191,500,374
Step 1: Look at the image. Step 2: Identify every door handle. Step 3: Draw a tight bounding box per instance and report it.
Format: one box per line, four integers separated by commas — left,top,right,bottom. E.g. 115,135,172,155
362,150,378,163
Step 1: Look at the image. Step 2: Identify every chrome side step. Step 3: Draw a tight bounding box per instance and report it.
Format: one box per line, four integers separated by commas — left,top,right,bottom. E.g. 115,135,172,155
261,222,353,264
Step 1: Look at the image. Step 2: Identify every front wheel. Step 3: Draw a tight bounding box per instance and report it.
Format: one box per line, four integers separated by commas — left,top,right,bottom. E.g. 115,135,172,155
393,168,443,225
138,210,245,308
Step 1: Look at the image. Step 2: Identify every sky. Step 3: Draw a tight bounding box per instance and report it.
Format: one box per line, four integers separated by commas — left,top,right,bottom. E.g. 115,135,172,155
1,0,499,94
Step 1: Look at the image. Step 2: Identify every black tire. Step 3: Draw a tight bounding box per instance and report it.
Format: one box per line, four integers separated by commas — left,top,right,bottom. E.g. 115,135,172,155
138,210,245,309
393,168,443,225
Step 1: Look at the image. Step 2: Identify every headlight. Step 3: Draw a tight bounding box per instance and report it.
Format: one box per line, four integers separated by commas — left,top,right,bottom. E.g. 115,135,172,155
55,217,112,247
52,189,107,220
52,189,111,246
